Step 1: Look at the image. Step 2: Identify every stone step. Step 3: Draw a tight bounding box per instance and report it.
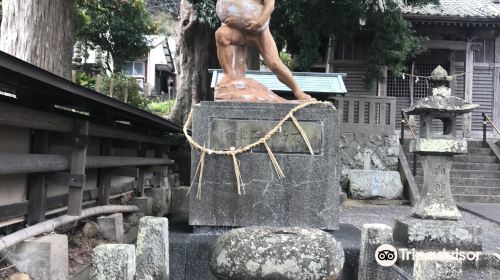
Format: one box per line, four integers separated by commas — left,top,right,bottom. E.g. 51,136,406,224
414,169,500,179
414,176,500,187
467,141,487,148
412,162,500,171
453,194,500,203
405,154,498,164
452,186,500,196
467,147,494,156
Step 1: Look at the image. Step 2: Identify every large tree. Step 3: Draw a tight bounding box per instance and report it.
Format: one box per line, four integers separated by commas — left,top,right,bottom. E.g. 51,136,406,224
0,0,76,79
169,0,439,124
168,0,218,125
75,0,158,72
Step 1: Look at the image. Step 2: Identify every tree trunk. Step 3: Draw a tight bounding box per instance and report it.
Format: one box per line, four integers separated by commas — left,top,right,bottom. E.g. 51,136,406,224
168,0,218,125
0,0,75,80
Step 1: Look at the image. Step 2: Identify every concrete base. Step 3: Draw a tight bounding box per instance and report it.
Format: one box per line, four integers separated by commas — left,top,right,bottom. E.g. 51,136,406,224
394,216,482,251
7,234,68,280
97,213,124,243
169,222,360,280
133,196,153,216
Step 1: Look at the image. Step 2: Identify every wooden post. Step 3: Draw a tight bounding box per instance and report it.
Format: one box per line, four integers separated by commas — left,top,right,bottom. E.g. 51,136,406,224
464,41,474,138
123,85,129,103
67,120,89,216
493,35,500,128
27,130,49,225
95,74,102,93
72,70,77,83
109,78,115,97
378,68,388,97
449,52,457,97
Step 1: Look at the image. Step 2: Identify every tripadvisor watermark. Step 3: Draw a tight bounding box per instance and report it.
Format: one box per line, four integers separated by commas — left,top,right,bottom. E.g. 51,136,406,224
375,244,481,267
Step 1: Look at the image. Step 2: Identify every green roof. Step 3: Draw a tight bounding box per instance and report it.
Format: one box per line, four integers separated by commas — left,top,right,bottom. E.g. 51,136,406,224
210,70,347,95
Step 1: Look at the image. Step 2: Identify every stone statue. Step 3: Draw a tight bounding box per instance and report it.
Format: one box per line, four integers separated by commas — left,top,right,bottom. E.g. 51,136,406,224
215,0,314,102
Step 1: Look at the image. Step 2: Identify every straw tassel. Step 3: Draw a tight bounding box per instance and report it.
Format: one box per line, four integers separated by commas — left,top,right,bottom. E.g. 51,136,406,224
263,141,285,179
232,154,244,195
290,115,314,155
187,150,206,200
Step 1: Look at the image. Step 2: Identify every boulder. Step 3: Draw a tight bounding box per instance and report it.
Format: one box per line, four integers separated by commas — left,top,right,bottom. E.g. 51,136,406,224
348,170,403,200
210,227,344,280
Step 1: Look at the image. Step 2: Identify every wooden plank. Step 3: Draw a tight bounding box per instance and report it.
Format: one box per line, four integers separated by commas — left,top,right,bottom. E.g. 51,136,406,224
67,120,89,216
27,130,49,225
0,101,168,145
422,39,467,51
0,154,174,175
369,101,376,124
494,36,500,128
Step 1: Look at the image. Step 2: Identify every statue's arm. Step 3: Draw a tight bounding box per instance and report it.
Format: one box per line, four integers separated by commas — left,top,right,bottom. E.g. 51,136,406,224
258,0,275,24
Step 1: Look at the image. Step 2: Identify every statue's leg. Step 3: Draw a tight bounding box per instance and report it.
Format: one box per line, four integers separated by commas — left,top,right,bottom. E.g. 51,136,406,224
215,25,246,85
255,29,314,100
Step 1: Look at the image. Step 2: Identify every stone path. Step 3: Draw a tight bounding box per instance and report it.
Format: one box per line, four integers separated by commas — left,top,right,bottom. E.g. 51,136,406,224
459,202,500,225
340,201,500,254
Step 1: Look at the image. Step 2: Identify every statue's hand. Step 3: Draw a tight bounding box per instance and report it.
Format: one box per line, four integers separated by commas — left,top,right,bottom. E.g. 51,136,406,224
224,16,239,28
244,20,263,32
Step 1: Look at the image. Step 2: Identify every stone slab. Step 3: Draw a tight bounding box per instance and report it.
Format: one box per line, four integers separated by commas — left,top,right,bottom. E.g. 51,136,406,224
189,102,339,230
136,217,169,280
7,234,68,280
413,252,462,280
348,170,404,200
133,196,153,216
97,213,124,243
169,223,360,280
393,216,482,251
145,187,171,217
358,224,396,280
409,138,467,154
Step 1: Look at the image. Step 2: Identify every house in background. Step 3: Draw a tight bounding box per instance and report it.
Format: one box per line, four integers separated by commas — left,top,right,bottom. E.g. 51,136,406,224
122,35,177,99
324,0,500,137
74,35,177,99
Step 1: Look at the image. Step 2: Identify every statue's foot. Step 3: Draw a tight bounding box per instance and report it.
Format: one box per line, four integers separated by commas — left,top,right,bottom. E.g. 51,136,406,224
217,75,234,86
294,91,316,101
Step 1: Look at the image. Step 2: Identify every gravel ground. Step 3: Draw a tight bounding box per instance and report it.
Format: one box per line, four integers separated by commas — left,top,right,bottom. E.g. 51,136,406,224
339,201,500,254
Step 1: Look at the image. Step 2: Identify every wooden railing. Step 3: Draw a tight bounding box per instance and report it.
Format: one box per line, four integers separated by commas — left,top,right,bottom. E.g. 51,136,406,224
483,113,500,147
333,95,397,135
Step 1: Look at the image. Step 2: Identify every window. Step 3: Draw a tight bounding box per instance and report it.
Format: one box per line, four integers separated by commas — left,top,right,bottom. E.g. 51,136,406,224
474,38,495,63
123,61,146,76
333,38,370,61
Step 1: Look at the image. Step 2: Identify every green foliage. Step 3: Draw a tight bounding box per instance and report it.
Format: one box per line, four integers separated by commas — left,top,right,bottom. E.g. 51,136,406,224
98,73,150,109
152,11,178,36
279,50,294,70
75,71,97,90
148,100,176,115
75,0,158,72
187,0,439,83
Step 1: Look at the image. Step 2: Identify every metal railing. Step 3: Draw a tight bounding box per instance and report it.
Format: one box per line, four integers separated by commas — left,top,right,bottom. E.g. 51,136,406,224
483,113,500,147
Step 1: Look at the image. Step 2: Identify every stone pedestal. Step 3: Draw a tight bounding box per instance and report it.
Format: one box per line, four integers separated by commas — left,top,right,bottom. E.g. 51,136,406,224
90,244,136,280
136,217,169,280
189,102,339,230
412,155,461,220
394,216,482,251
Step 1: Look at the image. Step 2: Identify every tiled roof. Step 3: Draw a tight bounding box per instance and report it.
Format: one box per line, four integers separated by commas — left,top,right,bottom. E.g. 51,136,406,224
402,0,500,19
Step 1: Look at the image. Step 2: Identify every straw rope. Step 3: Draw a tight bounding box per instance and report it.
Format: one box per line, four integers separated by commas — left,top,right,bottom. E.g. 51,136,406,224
183,100,331,197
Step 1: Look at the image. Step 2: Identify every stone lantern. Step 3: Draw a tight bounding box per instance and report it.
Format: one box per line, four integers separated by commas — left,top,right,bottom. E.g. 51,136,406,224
404,66,479,220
